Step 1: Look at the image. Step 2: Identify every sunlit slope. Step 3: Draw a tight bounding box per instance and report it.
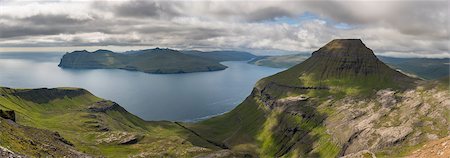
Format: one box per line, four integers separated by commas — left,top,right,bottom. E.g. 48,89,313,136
0,87,215,157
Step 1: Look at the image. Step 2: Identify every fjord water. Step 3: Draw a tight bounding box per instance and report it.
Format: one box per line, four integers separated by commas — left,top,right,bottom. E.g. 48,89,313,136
0,52,283,121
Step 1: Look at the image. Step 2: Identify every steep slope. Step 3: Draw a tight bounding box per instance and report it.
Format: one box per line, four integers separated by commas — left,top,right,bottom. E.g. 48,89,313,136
0,87,216,157
0,116,89,157
181,50,257,61
59,48,227,74
186,39,449,157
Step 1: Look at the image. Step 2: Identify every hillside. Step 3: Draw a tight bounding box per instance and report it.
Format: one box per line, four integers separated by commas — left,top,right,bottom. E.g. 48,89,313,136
59,48,227,74
185,39,449,157
0,87,222,157
249,53,449,80
181,50,257,61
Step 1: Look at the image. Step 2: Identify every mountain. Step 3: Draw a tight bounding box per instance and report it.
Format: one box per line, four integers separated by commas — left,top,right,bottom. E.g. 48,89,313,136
181,50,257,61
249,51,449,80
184,39,449,157
58,48,227,74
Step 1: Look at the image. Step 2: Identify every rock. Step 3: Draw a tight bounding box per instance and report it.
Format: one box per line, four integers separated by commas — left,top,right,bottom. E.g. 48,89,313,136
340,150,376,158
376,89,397,108
0,146,28,158
0,110,15,122
276,95,309,104
96,131,143,145
376,126,413,147
88,100,119,112
195,150,253,158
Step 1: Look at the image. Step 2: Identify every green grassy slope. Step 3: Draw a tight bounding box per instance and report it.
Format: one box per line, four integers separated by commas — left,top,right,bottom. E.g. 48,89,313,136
59,48,227,74
185,39,448,158
0,87,215,157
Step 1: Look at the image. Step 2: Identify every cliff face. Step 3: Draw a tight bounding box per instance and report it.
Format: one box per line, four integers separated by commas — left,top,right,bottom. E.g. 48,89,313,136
187,39,449,157
58,48,228,74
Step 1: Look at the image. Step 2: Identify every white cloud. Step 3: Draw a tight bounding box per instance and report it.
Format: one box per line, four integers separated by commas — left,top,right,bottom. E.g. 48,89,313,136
0,0,448,58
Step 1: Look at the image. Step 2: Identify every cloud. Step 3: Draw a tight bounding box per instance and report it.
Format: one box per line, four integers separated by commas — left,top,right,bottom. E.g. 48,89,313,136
22,14,92,25
0,0,448,58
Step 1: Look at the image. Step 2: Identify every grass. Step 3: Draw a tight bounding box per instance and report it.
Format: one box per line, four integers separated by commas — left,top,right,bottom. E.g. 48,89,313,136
0,87,213,157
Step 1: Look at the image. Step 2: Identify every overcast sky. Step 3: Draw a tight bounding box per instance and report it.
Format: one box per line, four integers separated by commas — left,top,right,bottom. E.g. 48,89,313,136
0,0,448,57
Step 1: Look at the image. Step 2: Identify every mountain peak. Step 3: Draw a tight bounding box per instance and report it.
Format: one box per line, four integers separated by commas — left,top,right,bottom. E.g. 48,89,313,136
312,39,372,58
262,39,416,93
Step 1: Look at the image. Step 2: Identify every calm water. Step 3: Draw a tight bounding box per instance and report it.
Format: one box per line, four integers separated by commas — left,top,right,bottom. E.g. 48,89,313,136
0,52,283,121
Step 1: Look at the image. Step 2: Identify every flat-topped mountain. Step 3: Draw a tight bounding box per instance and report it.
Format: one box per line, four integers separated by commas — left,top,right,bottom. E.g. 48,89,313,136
185,39,449,157
263,39,417,95
58,48,228,74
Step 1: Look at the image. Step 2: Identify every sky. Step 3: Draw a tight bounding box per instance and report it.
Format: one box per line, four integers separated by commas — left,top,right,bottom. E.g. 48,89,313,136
0,0,448,58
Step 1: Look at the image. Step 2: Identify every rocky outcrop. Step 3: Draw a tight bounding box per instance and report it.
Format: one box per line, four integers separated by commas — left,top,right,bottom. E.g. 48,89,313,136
96,131,143,145
194,149,253,158
12,88,88,104
0,110,15,122
340,150,376,158
87,100,120,112
0,146,28,158
325,85,450,156
0,117,91,157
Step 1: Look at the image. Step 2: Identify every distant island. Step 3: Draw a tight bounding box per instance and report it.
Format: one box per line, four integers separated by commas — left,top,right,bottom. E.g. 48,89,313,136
59,48,255,74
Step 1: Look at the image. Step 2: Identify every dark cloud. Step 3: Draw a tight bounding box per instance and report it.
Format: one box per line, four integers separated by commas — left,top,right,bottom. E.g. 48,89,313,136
301,1,448,39
22,14,92,25
115,1,160,17
97,0,181,19
245,7,293,22
0,24,64,38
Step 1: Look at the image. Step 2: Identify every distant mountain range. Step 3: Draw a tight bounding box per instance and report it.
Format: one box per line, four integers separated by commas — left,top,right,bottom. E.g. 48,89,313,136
59,48,256,74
